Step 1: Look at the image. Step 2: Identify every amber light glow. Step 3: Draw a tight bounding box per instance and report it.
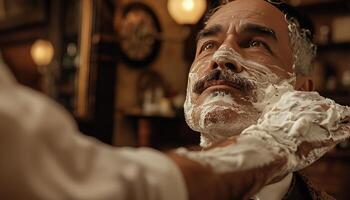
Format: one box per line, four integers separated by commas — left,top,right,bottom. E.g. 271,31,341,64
30,39,54,66
167,0,207,25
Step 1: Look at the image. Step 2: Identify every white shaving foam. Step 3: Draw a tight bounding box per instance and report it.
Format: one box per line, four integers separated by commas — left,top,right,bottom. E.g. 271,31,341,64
184,45,294,146
178,81,350,180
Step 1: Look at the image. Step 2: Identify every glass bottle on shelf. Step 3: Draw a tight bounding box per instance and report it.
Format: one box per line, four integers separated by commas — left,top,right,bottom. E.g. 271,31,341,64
324,62,338,91
319,25,331,45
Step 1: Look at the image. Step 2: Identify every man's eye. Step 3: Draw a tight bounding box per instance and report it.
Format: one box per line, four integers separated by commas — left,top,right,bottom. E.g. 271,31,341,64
248,40,272,53
199,41,217,53
250,40,262,47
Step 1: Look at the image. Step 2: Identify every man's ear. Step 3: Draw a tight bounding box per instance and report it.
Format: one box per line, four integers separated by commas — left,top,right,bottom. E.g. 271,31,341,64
294,75,314,91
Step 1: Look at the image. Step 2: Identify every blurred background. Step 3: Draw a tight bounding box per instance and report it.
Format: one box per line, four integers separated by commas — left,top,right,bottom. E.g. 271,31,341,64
0,0,349,199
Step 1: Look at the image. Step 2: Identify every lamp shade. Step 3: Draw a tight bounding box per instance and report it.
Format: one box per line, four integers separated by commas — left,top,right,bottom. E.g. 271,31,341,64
30,39,54,66
167,0,207,25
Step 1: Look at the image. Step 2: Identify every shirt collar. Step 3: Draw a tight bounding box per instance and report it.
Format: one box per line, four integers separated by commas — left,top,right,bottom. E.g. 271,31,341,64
252,173,293,200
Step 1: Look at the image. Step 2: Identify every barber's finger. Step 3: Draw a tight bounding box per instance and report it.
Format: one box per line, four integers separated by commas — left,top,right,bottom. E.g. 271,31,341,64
204,136,238,150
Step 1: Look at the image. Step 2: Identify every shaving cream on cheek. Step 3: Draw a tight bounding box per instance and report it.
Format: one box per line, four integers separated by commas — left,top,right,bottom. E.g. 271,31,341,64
184,60,211,130
185,45,292,146
212,45,284,104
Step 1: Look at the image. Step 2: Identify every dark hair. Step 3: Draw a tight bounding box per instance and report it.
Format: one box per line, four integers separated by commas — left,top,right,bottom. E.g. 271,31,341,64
264,0,314,40
207,0,314,41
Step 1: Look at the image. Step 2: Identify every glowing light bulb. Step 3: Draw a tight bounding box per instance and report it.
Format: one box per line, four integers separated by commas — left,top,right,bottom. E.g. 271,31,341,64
182,0,194,11
30,39,54,66
168,0,207,24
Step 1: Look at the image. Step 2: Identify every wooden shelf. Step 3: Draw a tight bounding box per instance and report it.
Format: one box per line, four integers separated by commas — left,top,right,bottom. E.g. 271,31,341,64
122,108,177,119
297,0,350,14
317,42,350,52
319,90,350,106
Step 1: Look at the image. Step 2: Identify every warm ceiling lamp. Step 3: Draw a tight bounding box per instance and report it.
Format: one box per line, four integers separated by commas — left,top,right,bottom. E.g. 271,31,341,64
30,39,54,66
167,0,207,25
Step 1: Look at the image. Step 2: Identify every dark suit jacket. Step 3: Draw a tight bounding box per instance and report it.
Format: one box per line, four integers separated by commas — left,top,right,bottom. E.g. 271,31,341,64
283,173,334,200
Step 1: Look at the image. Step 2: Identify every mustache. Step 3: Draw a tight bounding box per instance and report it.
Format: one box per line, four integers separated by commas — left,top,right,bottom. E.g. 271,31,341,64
192,69,255,94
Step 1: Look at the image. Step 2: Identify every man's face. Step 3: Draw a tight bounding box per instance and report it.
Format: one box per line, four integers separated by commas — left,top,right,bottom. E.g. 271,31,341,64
184,0,295,146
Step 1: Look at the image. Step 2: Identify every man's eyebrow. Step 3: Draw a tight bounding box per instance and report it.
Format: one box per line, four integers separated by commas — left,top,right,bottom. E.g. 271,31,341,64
196,25,222,42
240,23,277,41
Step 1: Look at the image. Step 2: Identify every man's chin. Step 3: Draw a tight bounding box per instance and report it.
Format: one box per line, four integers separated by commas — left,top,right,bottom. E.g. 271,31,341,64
191,108,260,147
186,117,242,148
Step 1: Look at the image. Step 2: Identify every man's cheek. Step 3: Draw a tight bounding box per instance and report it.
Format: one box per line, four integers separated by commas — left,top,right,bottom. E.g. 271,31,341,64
186,77,196,103
190,60,211,75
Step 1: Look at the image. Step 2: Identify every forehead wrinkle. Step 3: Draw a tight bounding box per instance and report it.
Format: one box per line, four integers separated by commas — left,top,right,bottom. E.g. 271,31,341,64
207,8,266,26
196,24,223,42
238,23,277,41
207,9,277,36
211,8,258,18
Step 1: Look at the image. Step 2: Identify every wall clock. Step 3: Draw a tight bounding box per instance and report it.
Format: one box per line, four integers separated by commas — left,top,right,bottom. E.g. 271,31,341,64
119,3,161,67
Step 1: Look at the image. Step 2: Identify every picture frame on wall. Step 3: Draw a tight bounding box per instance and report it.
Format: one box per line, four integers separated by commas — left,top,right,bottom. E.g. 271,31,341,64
0,0,47,32
118,2,161,67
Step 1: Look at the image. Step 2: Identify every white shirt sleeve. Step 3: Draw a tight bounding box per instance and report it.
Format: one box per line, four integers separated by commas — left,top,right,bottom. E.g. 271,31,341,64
0,71,187,200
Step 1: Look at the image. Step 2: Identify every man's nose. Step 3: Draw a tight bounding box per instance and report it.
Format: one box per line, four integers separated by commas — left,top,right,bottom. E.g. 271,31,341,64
210,58,242,73
210,34,243,73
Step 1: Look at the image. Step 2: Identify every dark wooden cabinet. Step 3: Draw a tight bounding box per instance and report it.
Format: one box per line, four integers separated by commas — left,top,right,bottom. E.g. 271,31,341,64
123,113,199,149
301,149,350,199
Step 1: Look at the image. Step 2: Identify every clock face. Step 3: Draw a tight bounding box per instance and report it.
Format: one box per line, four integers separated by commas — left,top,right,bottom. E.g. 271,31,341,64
119,3,161,67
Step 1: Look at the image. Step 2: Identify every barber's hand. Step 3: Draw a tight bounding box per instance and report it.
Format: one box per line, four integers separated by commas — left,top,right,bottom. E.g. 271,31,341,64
172,90,349,200
242,91,350,172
